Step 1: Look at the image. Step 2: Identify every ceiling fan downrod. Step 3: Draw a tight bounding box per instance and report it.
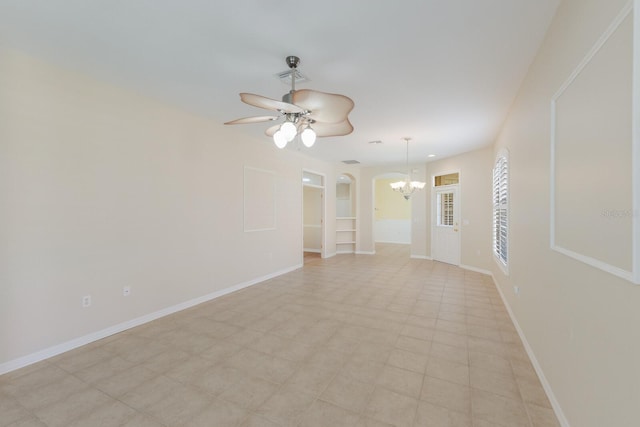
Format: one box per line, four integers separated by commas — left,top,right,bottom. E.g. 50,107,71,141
282,55,300,104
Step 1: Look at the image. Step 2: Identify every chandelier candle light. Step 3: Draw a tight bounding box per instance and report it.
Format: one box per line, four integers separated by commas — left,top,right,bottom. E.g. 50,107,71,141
390,137,426,200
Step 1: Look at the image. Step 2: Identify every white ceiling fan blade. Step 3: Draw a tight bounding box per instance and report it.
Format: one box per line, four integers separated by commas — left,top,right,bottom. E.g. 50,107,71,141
240,93,304,114
311,119,354,137
265,123,281,137
292,89,354,123
224,116,280,125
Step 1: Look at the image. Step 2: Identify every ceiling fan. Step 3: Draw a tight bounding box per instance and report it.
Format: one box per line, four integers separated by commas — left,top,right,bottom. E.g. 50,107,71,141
224,56,354,149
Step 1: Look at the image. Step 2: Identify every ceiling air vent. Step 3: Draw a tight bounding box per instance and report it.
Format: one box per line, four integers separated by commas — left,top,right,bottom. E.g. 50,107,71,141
342,160,360,165
275,69,310,85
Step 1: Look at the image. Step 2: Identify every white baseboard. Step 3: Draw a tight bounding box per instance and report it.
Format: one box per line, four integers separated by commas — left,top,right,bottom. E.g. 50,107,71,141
0,263,303,376
303,248,322,253
355,250,375,255
335,250,355,254
323,252,337,258
410,255,432,260
491,274,570,427
460,264,492,275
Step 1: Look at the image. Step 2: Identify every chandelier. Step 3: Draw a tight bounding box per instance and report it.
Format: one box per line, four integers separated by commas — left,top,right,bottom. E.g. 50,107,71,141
390,137,426,200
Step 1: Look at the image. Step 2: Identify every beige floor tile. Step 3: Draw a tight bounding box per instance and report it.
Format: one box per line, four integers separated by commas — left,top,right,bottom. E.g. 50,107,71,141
517,376,553,408
304,348,348,372
119,374,181,410
144,347,192,373
376,364,424,398
421,375,471,413
286,362,339,395
165,354,217,385
15,375,88,411
469,350,513,377
426,356,470,386
254,384,316,427
363,386,419,427
66,399,137,427
199,339,243,363
414,400,472,427
73,355,134,384
194,364,246,397
467,336,507,357
436,319,468,335
0,364,68,398
356,416,395,427
471,388,530,427
240,414,282,427
143,384,213,426
351,341,394,363
185,398,248,427
339,356,385,384
32,387,113,427
227,348,299,384
430,341,469,366
273,340,317,363
121,412,165,426
93,366,158,398
49,346,114,373
387,348,429,374
226,328,265,346
470,365,521,400
527,403,561,427
432,330,468,349
401,324,435,341
0,392,31,427
246,333,292,356
395,335,432,356
219,373,280,410
321,374,375,413
4,417,47,427
298,399,360,427
102,335,170,364
0,244,561,427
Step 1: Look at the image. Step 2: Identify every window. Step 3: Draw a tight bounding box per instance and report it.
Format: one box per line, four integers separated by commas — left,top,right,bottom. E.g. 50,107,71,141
492,151,508,270
437,192,454,226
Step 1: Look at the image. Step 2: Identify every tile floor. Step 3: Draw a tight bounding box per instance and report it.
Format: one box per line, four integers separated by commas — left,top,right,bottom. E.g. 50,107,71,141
0,244,560,426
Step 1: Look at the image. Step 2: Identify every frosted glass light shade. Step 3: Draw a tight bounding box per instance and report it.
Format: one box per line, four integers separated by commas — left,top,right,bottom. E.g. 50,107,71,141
273,130,288,149
301,127,316,147
280,121,297,141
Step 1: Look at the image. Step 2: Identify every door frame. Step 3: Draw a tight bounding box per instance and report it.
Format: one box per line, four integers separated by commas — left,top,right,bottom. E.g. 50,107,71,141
302,169,326,260
430,170,461,265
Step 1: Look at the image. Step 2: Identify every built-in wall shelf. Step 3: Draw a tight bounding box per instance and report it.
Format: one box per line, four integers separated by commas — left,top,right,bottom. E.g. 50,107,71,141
336,217,356,253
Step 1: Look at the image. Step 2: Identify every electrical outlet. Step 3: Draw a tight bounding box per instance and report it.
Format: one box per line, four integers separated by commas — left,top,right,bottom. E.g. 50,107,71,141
82,295,91,308
513,286,520,296
123,286,131,297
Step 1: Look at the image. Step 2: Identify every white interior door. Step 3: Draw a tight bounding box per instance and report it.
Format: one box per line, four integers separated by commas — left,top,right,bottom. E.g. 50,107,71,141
433,186,460,265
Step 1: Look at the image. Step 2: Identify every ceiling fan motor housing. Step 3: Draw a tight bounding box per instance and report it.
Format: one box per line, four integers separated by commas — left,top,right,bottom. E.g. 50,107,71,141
285,55,300,69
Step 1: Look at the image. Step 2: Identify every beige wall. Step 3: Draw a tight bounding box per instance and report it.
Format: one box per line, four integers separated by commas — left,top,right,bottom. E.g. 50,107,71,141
0,48,345,369
374,178,411,220
491,0,640,425
424,147,493,271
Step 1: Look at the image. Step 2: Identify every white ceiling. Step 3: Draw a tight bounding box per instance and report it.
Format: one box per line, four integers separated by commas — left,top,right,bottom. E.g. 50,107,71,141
0,0,559,166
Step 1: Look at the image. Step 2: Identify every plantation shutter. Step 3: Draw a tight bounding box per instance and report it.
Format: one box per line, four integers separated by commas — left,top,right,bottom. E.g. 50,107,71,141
492,156,508,266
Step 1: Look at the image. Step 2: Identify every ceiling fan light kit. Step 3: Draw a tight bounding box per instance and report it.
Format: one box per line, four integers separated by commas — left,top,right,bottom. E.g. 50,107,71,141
224,56,354,149
391,138,426,200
